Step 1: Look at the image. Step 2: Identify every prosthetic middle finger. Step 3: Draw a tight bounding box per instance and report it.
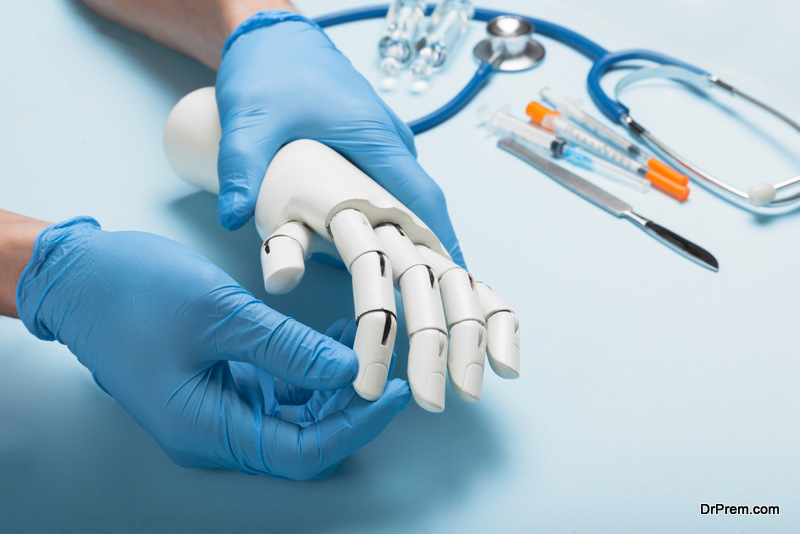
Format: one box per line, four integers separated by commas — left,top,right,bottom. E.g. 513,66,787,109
375,223,448,412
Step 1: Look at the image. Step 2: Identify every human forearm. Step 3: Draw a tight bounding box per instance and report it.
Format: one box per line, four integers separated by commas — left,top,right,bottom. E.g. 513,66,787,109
0,210,51,318
80,0,297,69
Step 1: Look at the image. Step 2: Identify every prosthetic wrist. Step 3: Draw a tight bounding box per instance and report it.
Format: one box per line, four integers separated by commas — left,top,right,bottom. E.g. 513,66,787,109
164,88,520,412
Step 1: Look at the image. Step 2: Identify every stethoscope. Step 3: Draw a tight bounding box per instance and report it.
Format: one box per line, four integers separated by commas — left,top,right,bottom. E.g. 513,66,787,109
314,3,800,212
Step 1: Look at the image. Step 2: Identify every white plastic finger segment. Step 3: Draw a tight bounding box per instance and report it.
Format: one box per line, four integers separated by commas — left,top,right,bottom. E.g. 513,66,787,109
408,330,448,413
475,282,520,378
261,236,305,295
438,269,484,327
353,310,397,401
485,311,521,379
350,252,397,319
447,320,487,402
260,221,313,295
329,209,385,269
374,224,426,283
398,265,446,336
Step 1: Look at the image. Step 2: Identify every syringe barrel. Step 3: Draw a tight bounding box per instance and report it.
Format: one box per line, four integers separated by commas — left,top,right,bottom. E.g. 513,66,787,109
491,111,558,152
379,0,427,64
541,88,646,162
552,116,643,173
563,146,650,191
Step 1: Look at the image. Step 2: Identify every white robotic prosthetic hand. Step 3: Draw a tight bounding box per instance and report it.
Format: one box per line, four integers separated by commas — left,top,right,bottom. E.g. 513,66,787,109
163,88,520,412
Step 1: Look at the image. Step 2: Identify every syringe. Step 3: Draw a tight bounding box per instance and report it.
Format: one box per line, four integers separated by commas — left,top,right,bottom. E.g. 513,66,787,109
478,105,651,191
410,0,474,93
539,87,689,187
378,0,427,90
526,101,689,201
562,146,651,192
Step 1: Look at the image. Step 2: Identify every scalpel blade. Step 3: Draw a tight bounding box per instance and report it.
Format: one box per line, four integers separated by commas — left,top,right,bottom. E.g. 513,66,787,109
497,137,719,272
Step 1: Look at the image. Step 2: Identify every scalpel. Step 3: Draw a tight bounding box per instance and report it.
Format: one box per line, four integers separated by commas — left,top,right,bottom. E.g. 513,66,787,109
498,137,718,271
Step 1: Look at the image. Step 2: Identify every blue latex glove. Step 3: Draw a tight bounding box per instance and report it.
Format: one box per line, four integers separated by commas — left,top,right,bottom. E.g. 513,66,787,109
216,11,465,268
16,217,410,480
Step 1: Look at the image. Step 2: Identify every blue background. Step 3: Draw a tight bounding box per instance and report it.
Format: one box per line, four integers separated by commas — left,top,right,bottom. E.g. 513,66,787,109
2,0,799,532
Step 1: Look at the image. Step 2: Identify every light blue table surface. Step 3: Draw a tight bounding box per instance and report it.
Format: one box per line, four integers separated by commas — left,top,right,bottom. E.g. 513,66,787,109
2,1,799,532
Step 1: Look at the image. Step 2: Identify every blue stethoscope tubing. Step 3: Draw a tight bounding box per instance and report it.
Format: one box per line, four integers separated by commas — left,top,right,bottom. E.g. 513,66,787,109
315,3,800,210
314,4,709,132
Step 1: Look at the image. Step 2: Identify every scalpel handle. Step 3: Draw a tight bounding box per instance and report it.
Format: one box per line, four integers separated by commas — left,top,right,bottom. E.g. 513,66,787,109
497,137,632,217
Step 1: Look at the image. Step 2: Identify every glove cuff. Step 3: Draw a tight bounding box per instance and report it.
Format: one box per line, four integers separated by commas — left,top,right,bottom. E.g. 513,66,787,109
16,216,102,341
221,10,323,58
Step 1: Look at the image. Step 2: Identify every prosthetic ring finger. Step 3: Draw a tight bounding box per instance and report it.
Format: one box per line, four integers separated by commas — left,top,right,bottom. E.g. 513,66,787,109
418,247,487,402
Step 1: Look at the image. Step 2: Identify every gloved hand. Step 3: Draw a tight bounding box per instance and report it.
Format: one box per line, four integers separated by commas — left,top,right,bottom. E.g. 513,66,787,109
215,10,466,268
16,217,410,480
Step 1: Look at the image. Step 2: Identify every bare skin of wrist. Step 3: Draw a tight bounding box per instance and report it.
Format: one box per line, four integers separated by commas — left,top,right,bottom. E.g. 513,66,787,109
81,0,298,70
0,210,51,318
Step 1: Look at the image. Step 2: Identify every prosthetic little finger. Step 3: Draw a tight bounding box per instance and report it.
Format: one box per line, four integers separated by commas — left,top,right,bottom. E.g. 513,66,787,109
475,282,520,378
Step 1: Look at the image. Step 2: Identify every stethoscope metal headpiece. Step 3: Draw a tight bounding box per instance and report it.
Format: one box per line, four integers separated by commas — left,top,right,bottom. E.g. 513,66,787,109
473,16,545,72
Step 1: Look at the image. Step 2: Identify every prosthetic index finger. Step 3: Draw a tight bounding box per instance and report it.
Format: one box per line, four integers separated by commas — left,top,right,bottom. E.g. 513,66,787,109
329,209,397,401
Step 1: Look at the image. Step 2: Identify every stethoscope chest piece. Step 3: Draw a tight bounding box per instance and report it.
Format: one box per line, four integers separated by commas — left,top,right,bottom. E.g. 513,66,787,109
473,16,545,72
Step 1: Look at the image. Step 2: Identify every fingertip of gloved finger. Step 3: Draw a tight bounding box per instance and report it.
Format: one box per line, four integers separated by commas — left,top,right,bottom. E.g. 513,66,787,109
216,166,258,231
447,242,467,270
216,123,275,230
217,189,254,231
382,378,412,408
387,349,397,378
407,191,467,269
339,319,358,349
